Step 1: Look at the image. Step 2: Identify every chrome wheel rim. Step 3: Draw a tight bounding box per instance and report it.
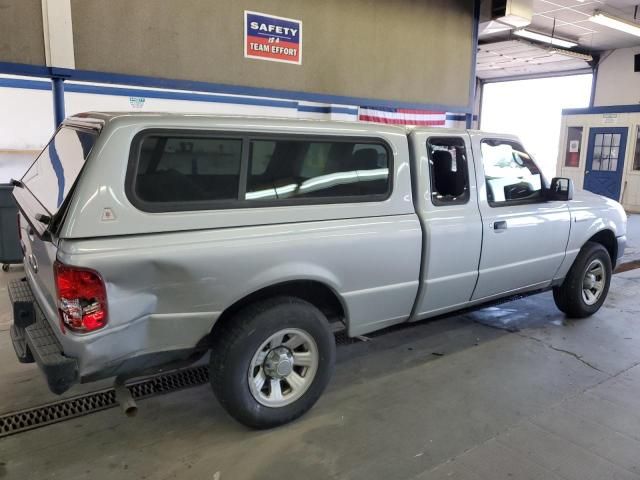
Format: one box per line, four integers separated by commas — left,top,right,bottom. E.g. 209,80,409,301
248,328,319,408
582,259,606,306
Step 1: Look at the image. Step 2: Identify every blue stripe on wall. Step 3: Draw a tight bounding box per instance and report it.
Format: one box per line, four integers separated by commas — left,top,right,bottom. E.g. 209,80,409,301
0,61,472,113
0,77,51,91
297,105,359,115
63,83,299,109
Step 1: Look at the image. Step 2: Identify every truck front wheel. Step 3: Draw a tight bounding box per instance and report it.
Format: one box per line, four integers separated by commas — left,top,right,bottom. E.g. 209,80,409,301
209,296,336,429
553,242,612,318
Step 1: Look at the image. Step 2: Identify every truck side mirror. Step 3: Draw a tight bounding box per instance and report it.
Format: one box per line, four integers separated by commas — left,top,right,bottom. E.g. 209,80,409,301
547,177,574,201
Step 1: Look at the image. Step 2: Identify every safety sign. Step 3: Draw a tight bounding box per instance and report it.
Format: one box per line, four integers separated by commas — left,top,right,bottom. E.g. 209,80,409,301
244,11,302,65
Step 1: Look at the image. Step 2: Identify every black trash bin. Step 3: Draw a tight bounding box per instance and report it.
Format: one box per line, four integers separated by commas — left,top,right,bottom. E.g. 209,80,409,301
0,184,22,271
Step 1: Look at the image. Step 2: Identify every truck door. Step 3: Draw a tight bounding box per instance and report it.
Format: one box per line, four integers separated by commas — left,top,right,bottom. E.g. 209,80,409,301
470,134,571,301
409,131,482,318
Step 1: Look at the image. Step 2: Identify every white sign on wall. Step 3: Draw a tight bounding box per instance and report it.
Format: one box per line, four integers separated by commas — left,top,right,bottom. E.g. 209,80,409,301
129,97,146,109
569,140,580,153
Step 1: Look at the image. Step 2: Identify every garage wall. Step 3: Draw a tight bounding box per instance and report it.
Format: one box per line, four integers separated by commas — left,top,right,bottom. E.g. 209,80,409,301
0,0,46,65
0,78,53,150
70,0,474,109
594,47,640,107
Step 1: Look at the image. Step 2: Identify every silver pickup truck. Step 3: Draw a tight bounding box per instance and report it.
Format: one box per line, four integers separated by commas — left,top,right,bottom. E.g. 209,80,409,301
7,113,626,428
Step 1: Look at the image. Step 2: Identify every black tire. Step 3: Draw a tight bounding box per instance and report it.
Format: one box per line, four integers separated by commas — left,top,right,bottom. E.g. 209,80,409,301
552,242,612,318
2,264,9,272
209,296,335,429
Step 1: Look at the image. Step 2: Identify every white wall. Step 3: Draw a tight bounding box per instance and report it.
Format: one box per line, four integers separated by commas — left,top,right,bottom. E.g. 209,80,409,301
594,46,640,107
0,76,462,152
0,78,54,150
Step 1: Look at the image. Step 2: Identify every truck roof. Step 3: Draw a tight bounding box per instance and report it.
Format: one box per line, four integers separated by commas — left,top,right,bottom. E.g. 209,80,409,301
67,111,478,136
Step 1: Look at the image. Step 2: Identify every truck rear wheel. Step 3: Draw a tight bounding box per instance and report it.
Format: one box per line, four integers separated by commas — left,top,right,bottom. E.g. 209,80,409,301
209,296,335,429
552,242,612,318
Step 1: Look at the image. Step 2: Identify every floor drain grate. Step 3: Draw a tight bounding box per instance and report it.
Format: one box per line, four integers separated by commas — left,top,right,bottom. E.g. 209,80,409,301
1,333,355,437
0,365,210,438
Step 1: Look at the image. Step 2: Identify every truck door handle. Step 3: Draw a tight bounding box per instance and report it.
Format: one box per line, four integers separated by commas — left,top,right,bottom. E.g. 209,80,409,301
493,221,507,231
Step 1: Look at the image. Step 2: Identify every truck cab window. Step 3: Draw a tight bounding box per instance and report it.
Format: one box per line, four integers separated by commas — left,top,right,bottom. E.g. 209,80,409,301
481,139,544,206
426,137,470,206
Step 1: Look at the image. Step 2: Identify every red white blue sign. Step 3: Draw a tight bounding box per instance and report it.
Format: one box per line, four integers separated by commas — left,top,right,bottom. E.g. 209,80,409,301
244,11,302,65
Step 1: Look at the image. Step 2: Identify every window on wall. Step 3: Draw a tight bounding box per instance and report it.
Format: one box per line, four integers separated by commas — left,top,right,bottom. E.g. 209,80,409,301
134,135,242,203
634,126,640,171
592,133,622,172
481,139,544,206
564,127,582,167
426,137,470,205
246,139,390,201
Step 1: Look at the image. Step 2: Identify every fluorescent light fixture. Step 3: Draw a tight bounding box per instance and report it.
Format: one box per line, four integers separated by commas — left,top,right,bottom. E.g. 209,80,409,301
589,11,640,38
550,48,593,62
514,29,578,48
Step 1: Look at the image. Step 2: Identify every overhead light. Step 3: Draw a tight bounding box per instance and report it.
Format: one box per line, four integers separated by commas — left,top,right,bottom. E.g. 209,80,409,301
514,29,578,48
550,48,593,62
589,11,640,38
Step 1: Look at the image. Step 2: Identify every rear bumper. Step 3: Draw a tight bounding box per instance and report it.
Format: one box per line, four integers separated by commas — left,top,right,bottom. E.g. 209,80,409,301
8,278,78,394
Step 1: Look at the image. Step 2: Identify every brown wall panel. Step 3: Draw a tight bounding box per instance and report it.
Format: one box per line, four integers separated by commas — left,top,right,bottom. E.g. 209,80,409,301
71,0,473,107
0,0,45,65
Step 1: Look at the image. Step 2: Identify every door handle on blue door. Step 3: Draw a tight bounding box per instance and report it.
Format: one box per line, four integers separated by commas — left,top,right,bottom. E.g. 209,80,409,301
493,221,507,231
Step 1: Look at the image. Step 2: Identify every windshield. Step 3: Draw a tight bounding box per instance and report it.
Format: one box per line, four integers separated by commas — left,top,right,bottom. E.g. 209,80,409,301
21,127,96,215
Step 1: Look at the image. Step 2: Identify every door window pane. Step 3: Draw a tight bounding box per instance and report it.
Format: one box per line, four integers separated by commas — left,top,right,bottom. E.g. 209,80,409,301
426,137,470,205
481,139,544,206
246,139,389,201
595,134,604,147
591,132,623,172
564,127,582,167
134,135,242,203
612,134,621,147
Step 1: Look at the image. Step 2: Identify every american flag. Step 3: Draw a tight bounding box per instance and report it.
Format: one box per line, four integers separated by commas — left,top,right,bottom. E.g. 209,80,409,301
359,107,446,126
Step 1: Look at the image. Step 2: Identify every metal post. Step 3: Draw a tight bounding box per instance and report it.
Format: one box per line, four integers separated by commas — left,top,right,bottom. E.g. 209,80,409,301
51,77,66,127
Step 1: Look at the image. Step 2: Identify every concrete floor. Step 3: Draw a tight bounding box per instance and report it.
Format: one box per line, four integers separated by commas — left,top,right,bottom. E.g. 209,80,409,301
1,267,640,480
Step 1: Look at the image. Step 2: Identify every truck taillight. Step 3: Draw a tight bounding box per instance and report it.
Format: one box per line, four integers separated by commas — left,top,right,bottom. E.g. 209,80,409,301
54,261,108,333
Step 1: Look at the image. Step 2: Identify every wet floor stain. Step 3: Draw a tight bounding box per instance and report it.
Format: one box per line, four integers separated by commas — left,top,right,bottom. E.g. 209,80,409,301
469,306,563,332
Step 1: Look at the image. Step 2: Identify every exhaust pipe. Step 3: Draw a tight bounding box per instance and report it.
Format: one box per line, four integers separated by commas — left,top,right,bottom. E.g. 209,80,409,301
114,381,138,417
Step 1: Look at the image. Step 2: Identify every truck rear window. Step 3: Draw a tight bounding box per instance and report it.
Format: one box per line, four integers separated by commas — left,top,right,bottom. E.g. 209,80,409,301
21,127,96,215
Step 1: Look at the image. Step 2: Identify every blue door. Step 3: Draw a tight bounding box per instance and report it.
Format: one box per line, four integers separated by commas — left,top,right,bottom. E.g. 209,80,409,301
583,127,627,201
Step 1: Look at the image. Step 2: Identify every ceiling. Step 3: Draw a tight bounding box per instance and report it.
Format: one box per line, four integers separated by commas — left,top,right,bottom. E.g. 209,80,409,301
478,0,640,80
531,0,640,50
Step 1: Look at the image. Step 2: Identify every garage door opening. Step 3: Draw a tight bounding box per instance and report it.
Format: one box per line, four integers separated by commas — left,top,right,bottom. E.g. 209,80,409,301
480,74,593,178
